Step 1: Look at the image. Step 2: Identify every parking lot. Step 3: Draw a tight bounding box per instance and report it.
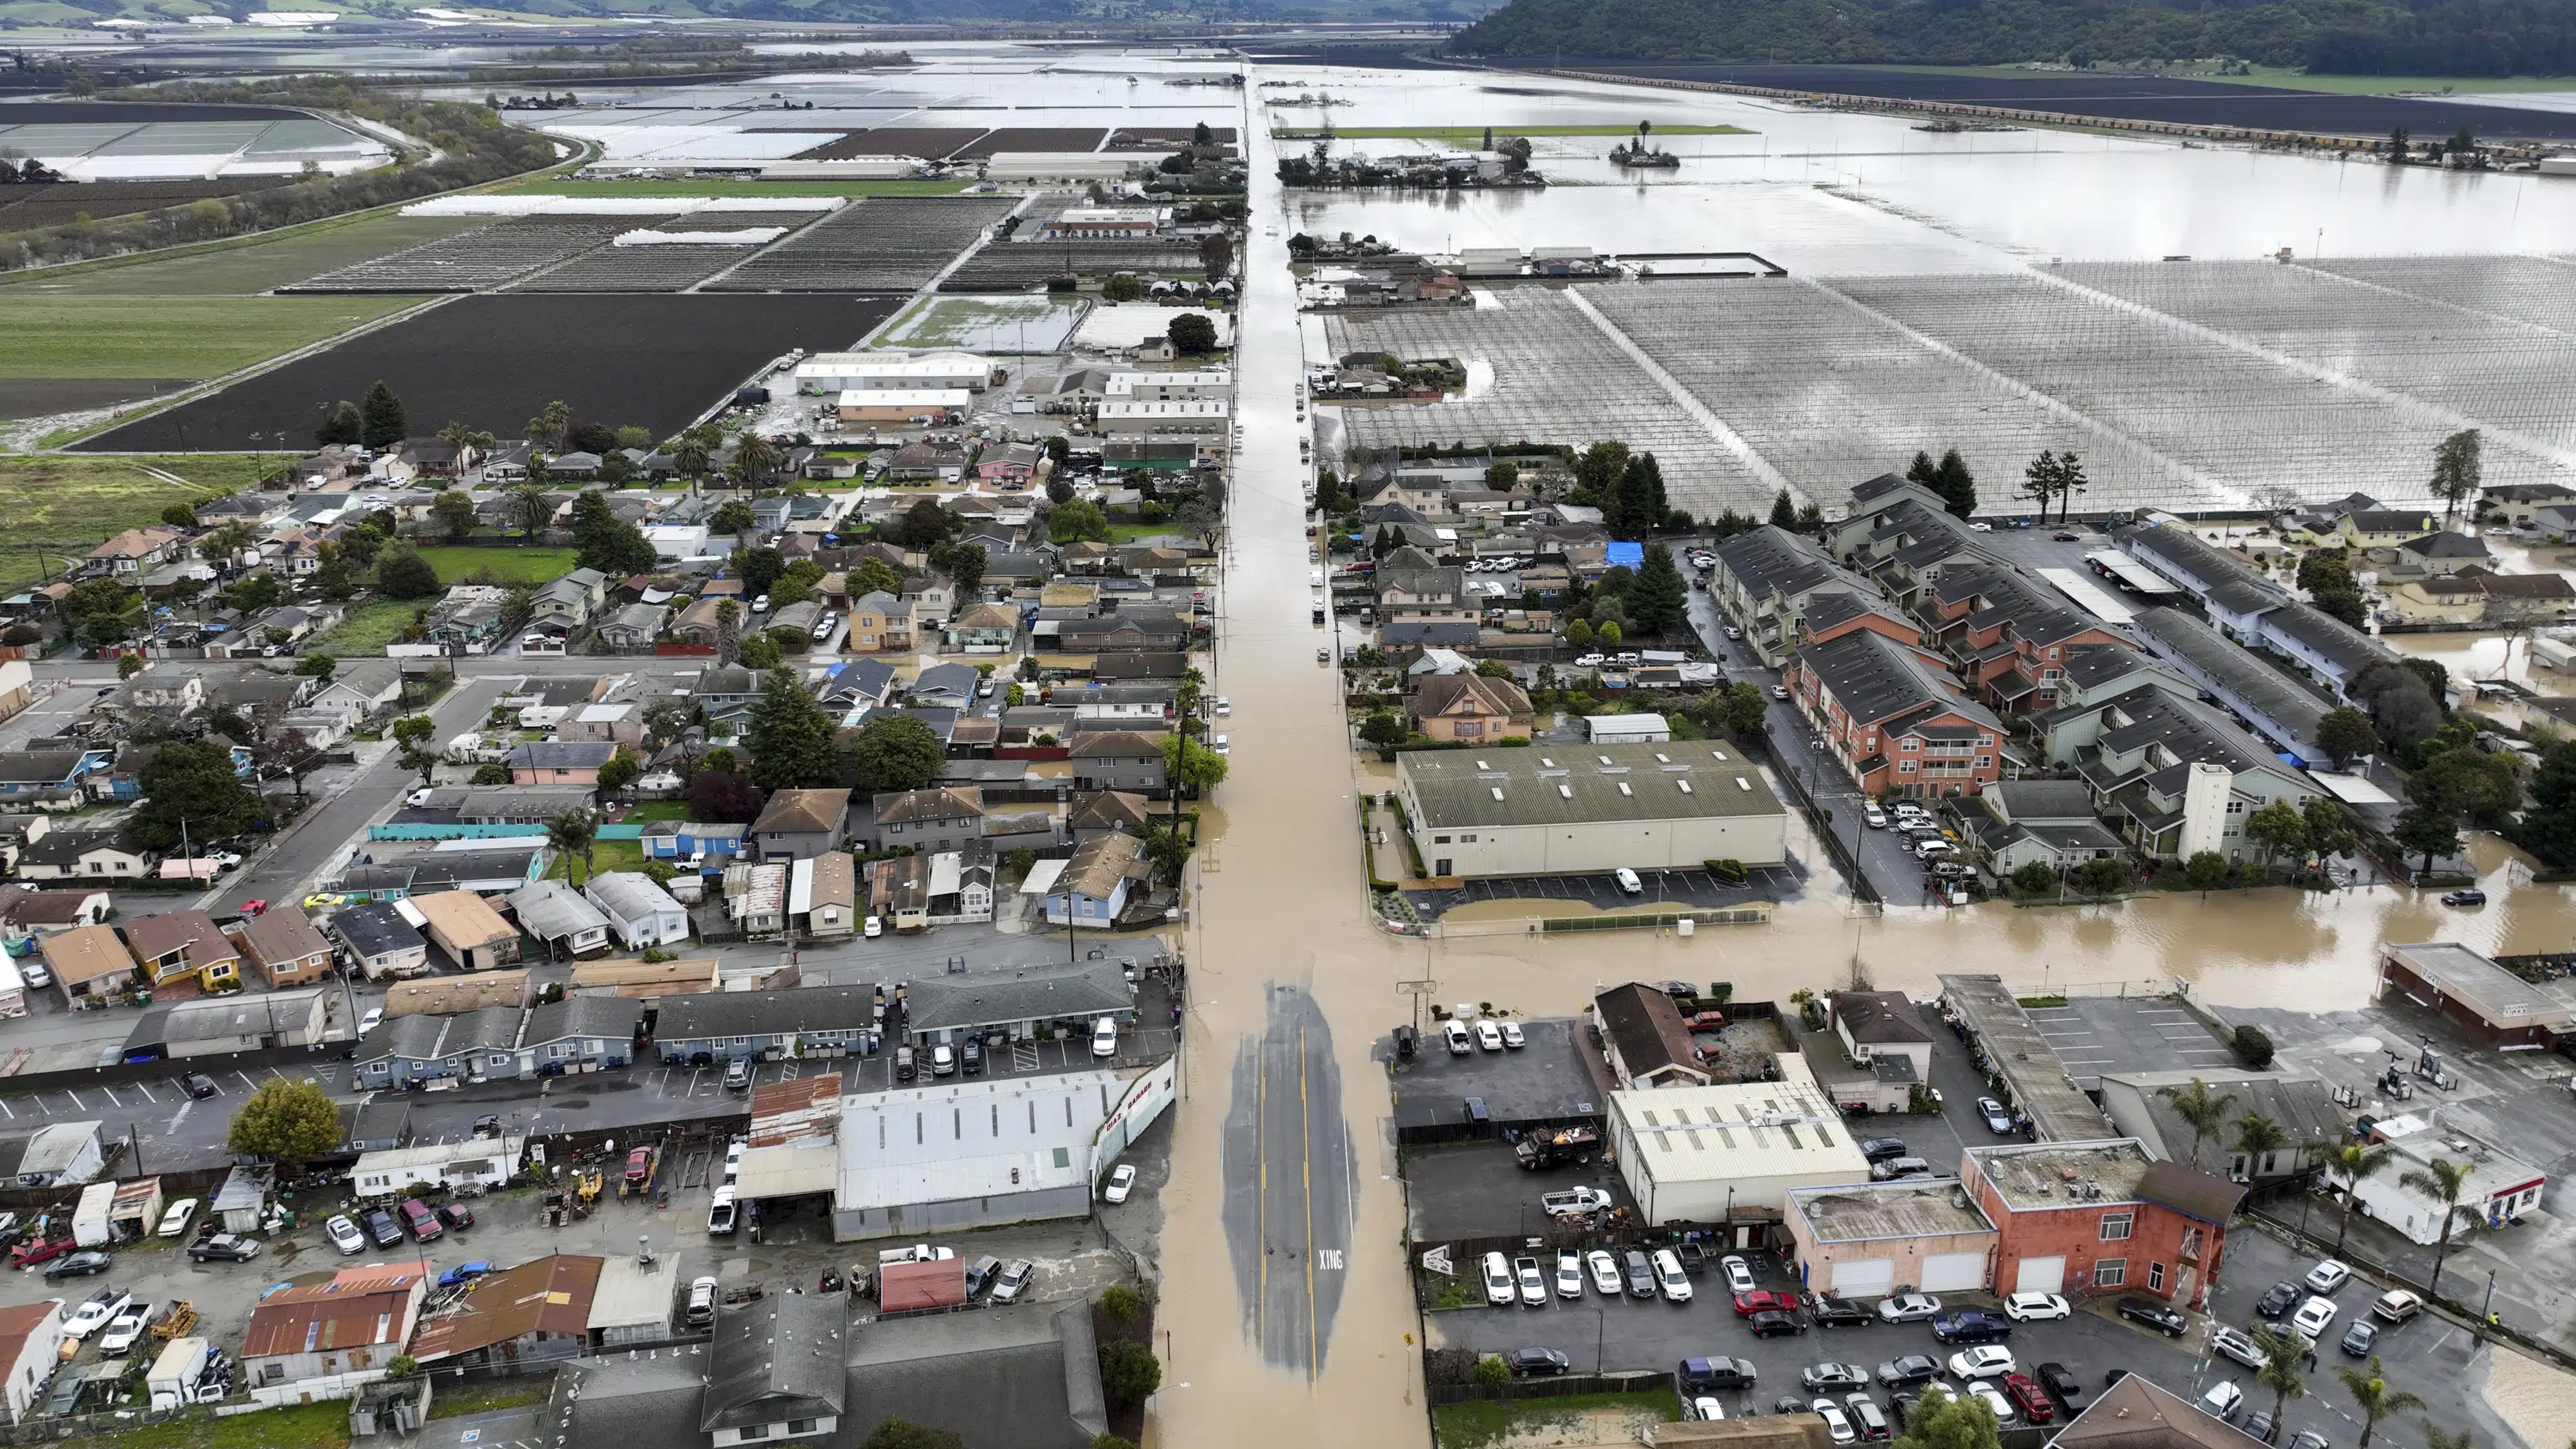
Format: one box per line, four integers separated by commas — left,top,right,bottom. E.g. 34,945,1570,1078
1425,1225,2523,1449
1403,864,1805,921
2026,995,2239,1090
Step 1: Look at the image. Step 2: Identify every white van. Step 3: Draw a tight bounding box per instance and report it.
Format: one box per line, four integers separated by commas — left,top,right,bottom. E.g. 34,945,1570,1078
1091,1016,1119,1058
1613,868,1643,894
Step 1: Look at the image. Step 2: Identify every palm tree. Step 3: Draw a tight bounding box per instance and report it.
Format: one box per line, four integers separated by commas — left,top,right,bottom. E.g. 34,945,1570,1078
673,425,716,494
732,431,784,489
2326,1140,2397,1255
2157,1078,2238,1170
546,809,598,887
200,520,257,567
2232,1113,2289,1181
2398,1157,2478,1298
2338,1357,2421,1448
507,483,552,538
2249,1324,2307,1428
2421,1425,2473,1449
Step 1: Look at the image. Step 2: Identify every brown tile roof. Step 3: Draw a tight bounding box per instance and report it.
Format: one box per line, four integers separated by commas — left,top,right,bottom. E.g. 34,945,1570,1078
0,1301,60,1373
1058,831,1151,901
872,786,984,825
413,890,516,949
2054,1371,2257,1449
1596,982,1706,1086
1069,790,1151,833
2138,1160,2248,1225
1831,990,1931,1046
409,1254,601,1362
1068,729,1169,760
122,910,237,972
242,1267,423,1361
39,925,134,986
750,788,851,836
1414,671,1532,720
806,851,855,909
234,906,332,970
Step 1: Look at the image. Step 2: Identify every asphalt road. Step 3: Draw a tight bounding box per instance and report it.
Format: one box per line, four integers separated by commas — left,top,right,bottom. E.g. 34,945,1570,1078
1222,982,1352,1383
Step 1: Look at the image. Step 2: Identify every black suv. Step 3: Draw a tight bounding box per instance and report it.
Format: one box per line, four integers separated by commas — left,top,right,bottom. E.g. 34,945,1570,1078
1857,1137,1908,1163
1929,1309,2011,1344
1877,1355,1940,1389
1747,1311,1808,1339
1506,1348,1571,1377
1678,1356,1758,1391
2117,1297,2187,1337
961,1038,985,1076
2036,1361,2083,1407
1804,1293,1872,1328
365,1210,404,1248
2255,1281,2300,1319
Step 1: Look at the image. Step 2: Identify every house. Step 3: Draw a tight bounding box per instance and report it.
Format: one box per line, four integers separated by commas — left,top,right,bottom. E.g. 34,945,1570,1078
528,568,611,631
2390,530,2493,577
721,862,789,939
2325,1110,2546,1245
884,442,969,482
0,749,110,806
11,827,146,881
1960,779,2125,877
750,788,852,861
1042,831,1152,928
1069,730,1170,796
1593,982,1712,1090
639,822,747,870
0,883,107,944
1784,628,2010,799
792,851,859,939
90,525,188,577
508,740,617,786
0,1300,68,1424
926,846,994,924
2486,482,2576,529
2120,613,2331,767
2377,941,2576,1046
230,906,336,989
125,989,332,1058
354,1005,524,1087
121,911,241,991
309,661,404,720
870,787,985,854
328,901,428,980
350,1135,520,1196
2381,567,2576,628
1919,561,2131,714
650,982,877,1064
509,880,614,958
414,889,521,972
696,1292,846,1444
906,662,981,710
409,1254,599,1369
949,601,1020,652
596,603,667,651
2041,682,2324,864
2334,508,2442,550
903,957,1132,1046
1828,991,1932,1082
1963,1138,2242,1307
39,925,136,1006
844,591,914,653
240,1266,427,1387
585,872,691,951
1708,525,1903,666
1405,671,1532,743
2099,1067,2348,1183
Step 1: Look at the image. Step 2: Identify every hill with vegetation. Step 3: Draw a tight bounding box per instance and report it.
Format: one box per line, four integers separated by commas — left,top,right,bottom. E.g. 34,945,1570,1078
1447,0,2576,77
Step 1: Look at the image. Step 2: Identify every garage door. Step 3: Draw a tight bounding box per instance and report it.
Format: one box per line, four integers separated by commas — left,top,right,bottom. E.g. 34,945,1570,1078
1832,1258,1895,1298
2014,1256,2066,1295
1921,1252,1988,1294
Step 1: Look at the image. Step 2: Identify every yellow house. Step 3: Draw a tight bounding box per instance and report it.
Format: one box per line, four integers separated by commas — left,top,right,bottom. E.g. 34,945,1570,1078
120,910,242,991
2335,508,2440,550
2381,567,2576,627
844,591,914,654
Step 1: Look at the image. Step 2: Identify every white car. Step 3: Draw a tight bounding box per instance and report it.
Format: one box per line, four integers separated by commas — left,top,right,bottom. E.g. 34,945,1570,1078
1474,1018,1504,1052
1500,1021,1525,1049
1720,1255,1757,1296
1516,1256,1548,1307
2292,1295,2339,1338
1814,1400,1856,1445
1573,652,1607,668
1586,1249,1623,1295
1863,804,1886,828
358,1007,384,1037
1103,1163,1138,1204
97,1305,153,1357
1210,734,1230,754
1091,1016,1118,1058
1652,1248,1693,1302
1966,1380,2016,1424
2002,1293,2069,1322
2200,1381,2245,1422
1442,1020,1472,1056
1482,1252,1516,1307
1878,1293,1941,1324
1555,1250,1585,1299
751,594,772,613
156,1199,197,1237
1692,1397,1728,1422
406,787,435,808
865,916,883,937
1214,697,1231,716
325,1214,367,1254
1613,867,1643,894
1947,1347,2014,1380
725,1137,745,1184
19,961,47,989
64,1291,131,1341
2305,1259,2352,1294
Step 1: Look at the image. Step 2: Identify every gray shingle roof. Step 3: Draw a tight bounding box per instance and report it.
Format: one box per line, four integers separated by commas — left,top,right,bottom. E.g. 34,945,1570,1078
1797,629,2001,734
703,1291,845,1432
652,983,876,1041
904,960,1130,1034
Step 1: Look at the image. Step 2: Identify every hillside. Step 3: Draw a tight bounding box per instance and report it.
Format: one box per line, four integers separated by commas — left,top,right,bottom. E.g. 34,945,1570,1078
1446,0,2576,77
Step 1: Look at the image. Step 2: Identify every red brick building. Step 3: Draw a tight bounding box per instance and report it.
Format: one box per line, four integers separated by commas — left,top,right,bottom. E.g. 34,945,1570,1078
1960,1140,2243,1310
1784,629,2010,800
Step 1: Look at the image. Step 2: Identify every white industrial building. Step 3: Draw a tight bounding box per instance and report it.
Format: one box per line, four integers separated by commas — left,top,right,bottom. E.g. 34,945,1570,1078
1607,1062,1872,1226
2326,1113,2547,1245
350,1137,526,1198
793,352,994,395
1097,398,1230,438
837,389,971,424
830,1062,1172,1240
1395,741,1789,879
1105,368,1232,403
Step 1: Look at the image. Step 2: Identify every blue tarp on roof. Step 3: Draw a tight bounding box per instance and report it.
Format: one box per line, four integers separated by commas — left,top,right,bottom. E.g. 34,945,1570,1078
1604,542,1644,569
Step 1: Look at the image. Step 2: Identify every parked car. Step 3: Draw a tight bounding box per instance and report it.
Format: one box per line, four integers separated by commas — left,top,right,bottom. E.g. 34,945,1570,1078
1680,1356,1759,1391
2305,1260,2352,1294
960,1038,984,1076
1856,1137,1909,1163
1501,1021,1526,1050
365,1210,403,1248
1930,1310,2011,1345
2256,1281,2301,1319
2002,1293,2069,1322
156,1199,197,1237
1474,1019,1504,1052
98,1303,155,1356
1814,1400,1857,1446
1720,1255,1758,1295
2200,1381,2245,1422
2372,1289,2423,1324
964,1257,1002,1297
1966,1381,2017,1424
1977,1097,2014,1132
1879,1294,1942,1324
2035,1361,2083,1408
930,1044,956,1077
439,1263,492,1288
1802,1363,1870,1393
325,1216,367,1254
1104,1164,1139,1204
686,1276,720,1329
2292,1296,2338,1338
45,1251,112,1282
1555,1250,1585,1299
437,1202,475,1230
708,1191,738,1235
1749,1311,1809,1339
725,1058,754,1090
179,1072,218,1100
398,1199,442,1242
2341,1320,2379,1357
1091,1016,1118,1058
1515,1255,1548,1307
1586,1250,1622,1295
65,1290,131,1339
1541,1187,1613,1218
1735,1289,1800,1319
1652,1248,1693,1302
2213,1326,2269,1370
188,1234,261,1263
991,1259,1036,1304
1623,1250,1656,1299
1948,1347,2015,1381
1879,1355,1941,1389
1806,1293,1873,1328
1481,1252,1516,1307
2117,1298,2187,1337
1504,1347,1571,1377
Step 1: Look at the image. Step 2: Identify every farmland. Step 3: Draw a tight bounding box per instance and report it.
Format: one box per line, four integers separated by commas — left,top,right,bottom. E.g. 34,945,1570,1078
0,213,486,296
73,293,905,452
0,454,262,591
484,179,972,199
0,295,425,379
414,546,582,585
1284,124,1752,142
704,195,1018,294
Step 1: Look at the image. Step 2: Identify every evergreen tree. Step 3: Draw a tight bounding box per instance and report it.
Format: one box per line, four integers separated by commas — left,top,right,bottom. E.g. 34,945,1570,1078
2518,741,2576,870
1934,448,1977,518
1768,488,1798,529
745,670,837,790
1618,452,1668,534
315,400,362,446
358,379,407,450
1627,543,1688,637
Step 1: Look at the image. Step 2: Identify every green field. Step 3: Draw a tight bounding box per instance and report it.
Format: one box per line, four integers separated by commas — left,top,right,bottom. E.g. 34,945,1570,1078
1,214,483,296
550,838,644,885
1285,124,1751,142
414,545,584,585
75,1398,354,1449
489,179,975,199
307,599,421,657
0,295,422,378
0,454,262,590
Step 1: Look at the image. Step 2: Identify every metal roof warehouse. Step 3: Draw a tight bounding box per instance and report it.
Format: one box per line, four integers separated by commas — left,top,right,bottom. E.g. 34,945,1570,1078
1395,741,1789,878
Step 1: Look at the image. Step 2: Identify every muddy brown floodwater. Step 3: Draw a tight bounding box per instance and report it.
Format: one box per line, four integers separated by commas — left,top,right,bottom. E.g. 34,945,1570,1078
1145,73,2576,1449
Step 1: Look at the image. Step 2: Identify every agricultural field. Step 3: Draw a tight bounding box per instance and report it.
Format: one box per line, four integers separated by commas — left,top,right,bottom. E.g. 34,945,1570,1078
413,546,581,585
942,239,1202,294
1285,124,1752,142
283,215,677,294
705,195,1018,294
874,295,1089,353
0,295,422,379
0,453,260,591
75,292,905,452
485,178,971,198
0,213,486,296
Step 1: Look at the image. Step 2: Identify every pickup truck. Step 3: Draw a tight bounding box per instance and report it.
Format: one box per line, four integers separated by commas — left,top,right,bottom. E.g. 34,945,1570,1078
1540,1187,1613,1218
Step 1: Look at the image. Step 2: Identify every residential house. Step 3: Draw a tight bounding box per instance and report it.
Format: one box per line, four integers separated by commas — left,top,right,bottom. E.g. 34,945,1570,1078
1784,628,2011,799
0,882,107,947
927,846,995,925
241,1266,427,1386
13,828,149,882
529,568,611,633
720,862,789,939
1070,790,1152,835
39,924,137,1007
1042,831,1152,928
2388,530,2493,577
596,603,667,651
230,906,336,989
1070,730,1170,796
1406,671,1532,743
906,662,980,709
904,956,1131,1046
584,872,690,951
558,702,643,749
328,901,428,980
1919,562,2131,714
1373,546,1472,628
669,597,730,647
427,585,517,652
1961,779,2126,877
90,526,189,578
792,851,860,939
415,890,521,972
1593,981,1711,1090
870,787,986,855
0,749,109,809
2099,1068,2348,1184
1708,524,1900,666
121,911,241,991
949,602,1020,652
1060,612,1191,655
2334,508,2442,551
638,822,747,870
408,1254,601,1369
2486,482,2576,530
309,661,404,721
2380,567,2576,628
749,788,851,861
649,983,878,1063
519,997,644,1075
509,880,614,958
2117,520,2398,699
885,442,969,482
843,591,914,654
2040,681,2324,864
2120,614,2332,767
508,740,617,786
1963,1139,2240,1307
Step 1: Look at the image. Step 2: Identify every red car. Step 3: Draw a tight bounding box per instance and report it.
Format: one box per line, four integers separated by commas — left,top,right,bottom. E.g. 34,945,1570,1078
2003,1374,2054,1423
10,1236,71,1268
1732,1289,1797,1318
623,1147,653,1188
1686,1010,1728,1031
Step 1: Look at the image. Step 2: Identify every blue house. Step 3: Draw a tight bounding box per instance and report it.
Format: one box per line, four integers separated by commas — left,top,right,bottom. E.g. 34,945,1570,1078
1042,832,1152,930
649,982,878,1064
0,749,111,804
639,821,747,866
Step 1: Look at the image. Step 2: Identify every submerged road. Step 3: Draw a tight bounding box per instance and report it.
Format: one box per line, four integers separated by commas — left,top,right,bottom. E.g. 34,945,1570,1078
1222,984,1353,1380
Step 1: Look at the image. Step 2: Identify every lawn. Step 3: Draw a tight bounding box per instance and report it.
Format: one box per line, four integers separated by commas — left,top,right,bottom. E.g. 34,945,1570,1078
414,546,583,585
0,214,486,296
82,1399,352,1449
0,454,261,590
1105,522,1189,544
307,598,421,657
623,801,695,824
0,295,423,379
489,179,975,198
1431,1391,1680,1449
551,838,645,884
1284,124,1750,142
425,1378,554,1420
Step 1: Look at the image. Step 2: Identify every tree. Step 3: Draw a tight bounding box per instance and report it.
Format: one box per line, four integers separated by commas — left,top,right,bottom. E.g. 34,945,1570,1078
2298,550,2370,628
2248,1323,2309,1428
2303,796,2358,864
2184,850,2233,893
2338,1357,2421,1448
714,599,744,668
1933,448,1977,518
430,489,478,541
2233,1023,2275,1070
506,483,553,538
1169,312,1218,354
526,399,572,452
472,761,513,785
1049,498,1109,543
2431,428,2483,529
2156,1077,2238,1169
294,652,337,680
375,547,442,600
161,501,200,528
738,546,787,599
359,379,407,449
2009,861,2060,898
672,424,720,491
1163,733,1230,799
1768,488,1798,529
746,670,836,789
710,500,757,536
2233,1112,2288,1179
731,431,785,489
2318,706,2377,769
596,748,640,803
896,498,953,549
842,712,945,793
1102,275,1146,303
2243,798,2308,866
225,1077,342,1168
1473,1354,1512,1388
547,809,598,886
127,739,260,852
1358,710,1406,749
570,491,656,576
1596,620,1624,648
2421,1427,2473,1449
438,419,495,465
688,767,765,823
392,713,440,788
2393,803,2461,876
2021,450,2063,517
2073,857,2129,896
2398,1156,2478,1297
1617,452,1668,534
2518,740,2576,869
1627,543,1688,636
199,520,257,568
946,543,987,594
2407,747,2520,828
1892,1379,2004,1449
316,399,363,446
2054,451,2087,521
1564,618,1594,650
860,1422,966,1449
2349,660,2443,752
2325,1140,2397,1254
117,652,145,679
1097,1340,1161,1406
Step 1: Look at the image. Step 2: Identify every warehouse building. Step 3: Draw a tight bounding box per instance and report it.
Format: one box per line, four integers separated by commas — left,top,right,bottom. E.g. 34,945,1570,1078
1784,1178,2000,1299
1396,742,1789,879
793,352,994,394
1605,1062,1871,1232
